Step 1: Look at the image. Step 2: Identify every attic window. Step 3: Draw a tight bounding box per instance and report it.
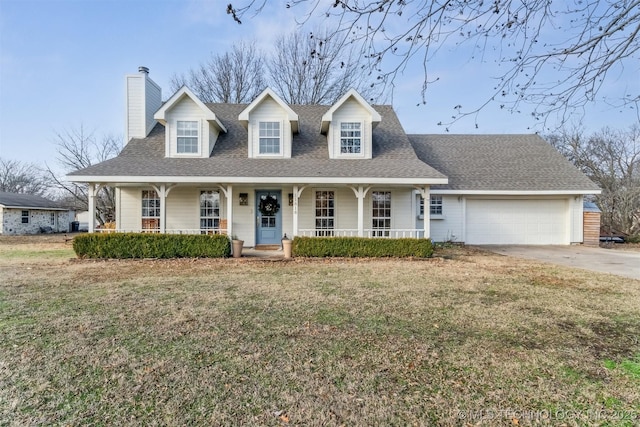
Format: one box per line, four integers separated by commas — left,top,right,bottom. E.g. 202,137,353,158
340,122,361,154
259,121,281,154
177,121,199,153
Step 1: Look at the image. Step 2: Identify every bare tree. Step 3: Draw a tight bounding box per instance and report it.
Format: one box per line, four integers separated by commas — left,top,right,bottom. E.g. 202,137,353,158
170,40,266,103
46,125,122,225
548,125,640,236
0,158,52,196
227,1,640,125
269,28,376,104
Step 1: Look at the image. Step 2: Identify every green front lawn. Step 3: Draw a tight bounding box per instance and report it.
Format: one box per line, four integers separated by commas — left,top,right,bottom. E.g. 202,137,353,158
1,240,638,425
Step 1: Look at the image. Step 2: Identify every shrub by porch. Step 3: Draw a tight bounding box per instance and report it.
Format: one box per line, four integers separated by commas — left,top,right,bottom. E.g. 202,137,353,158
73,233,231,259
292,236,434,258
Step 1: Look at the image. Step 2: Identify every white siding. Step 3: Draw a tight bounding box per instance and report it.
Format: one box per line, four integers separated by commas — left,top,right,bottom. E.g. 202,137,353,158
233,187,256,246
328,99,372,159
416,195,464,242
125,75,144,142
119,188,142,230
166,187,199,231
391,189,413,231
281,189,293,238
126,72,162,143
248,98,293,159
298,187,359,232
165,98,212,158
570,196,584,243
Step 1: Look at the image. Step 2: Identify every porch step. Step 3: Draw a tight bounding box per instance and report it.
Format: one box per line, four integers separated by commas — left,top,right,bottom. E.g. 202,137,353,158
254,244,281,251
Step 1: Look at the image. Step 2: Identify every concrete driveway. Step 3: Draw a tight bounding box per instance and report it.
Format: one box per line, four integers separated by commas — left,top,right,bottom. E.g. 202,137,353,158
482,245,640,280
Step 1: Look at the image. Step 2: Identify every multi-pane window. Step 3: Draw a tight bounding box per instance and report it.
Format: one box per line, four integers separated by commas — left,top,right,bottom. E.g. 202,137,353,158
418,195,443,216
372,191,391,237
259,121,281,154
141,190,160,230
177,121,198,153
21,210,29,224
50,212,56,226
430,195,443,215
315,190,335,237
200,190,220,232
340,122,361,154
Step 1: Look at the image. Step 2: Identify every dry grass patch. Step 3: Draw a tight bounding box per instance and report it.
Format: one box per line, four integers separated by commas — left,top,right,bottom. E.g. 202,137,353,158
1,236,639,426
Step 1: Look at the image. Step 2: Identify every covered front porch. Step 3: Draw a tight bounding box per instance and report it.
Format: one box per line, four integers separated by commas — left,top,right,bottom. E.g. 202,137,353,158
86,182,433,246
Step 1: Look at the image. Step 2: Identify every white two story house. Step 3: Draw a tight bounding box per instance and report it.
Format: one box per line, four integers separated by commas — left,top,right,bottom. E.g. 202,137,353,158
68,67,600,247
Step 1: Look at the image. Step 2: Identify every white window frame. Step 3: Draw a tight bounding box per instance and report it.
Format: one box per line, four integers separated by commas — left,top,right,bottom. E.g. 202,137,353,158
340,122,362,154
315,190,335,237
50,212,56,226
141,190,160,230
418,195,444,219
21,210,29,224
200,190,221,233
258,121,281,155
430,195,443,216
372,191,391,237
176,120,199,154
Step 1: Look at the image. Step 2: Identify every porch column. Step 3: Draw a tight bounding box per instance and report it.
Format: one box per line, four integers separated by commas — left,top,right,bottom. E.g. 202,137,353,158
349,185,371,237
160,184,166,233
416,186,430,239
226,185,233,238
215,185,233,237
292,185,307,236
88,183,96,233
152,184,168,233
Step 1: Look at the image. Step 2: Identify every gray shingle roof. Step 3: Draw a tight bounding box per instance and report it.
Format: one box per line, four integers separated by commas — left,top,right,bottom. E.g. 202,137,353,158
69,104,446,182
0,192,65,209
408,134,600,192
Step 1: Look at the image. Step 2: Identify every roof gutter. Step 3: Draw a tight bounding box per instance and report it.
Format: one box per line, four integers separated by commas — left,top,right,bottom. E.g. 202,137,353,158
66,175,449,186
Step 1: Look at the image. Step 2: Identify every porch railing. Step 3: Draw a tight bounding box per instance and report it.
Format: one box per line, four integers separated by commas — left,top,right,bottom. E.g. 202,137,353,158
298,229,427,238
94,228,426,238
95,228,227,235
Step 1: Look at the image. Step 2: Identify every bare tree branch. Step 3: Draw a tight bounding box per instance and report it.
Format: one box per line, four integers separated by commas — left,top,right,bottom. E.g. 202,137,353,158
548,124,640,236
269,28,376,104
0,158,52,197
170,40,266,103
228,0,640,126
47,125,122,225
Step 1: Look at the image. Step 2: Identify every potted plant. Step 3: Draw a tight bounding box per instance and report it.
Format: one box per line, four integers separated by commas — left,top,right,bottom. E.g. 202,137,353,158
231,235,244,258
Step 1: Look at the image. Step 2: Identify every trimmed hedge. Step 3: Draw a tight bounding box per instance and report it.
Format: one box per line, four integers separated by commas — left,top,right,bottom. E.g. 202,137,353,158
73,233,231,259
292,236,433,258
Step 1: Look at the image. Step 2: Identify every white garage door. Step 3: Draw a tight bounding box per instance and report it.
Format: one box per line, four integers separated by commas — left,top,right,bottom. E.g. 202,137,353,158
466,199,569,245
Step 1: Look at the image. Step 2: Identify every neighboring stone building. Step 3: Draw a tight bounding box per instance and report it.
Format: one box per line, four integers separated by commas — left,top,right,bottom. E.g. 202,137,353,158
0,192,74,235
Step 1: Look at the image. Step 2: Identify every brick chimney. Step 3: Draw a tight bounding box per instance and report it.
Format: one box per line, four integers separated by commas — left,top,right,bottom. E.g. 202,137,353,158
125,66,162,143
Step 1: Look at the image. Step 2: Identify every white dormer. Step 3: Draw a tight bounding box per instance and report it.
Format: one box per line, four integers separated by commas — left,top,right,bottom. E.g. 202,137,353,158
154,87,226,158
238,88,299,159
321,89,381,159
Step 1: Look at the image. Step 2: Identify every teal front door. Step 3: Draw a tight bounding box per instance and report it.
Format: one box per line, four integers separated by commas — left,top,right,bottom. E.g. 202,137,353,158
256,191,282,245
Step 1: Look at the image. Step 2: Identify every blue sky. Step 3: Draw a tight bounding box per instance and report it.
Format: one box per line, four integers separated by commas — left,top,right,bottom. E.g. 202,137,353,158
1,0,638,171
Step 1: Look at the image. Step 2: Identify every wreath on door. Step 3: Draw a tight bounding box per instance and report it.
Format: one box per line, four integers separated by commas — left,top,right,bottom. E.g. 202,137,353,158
258,193,280,216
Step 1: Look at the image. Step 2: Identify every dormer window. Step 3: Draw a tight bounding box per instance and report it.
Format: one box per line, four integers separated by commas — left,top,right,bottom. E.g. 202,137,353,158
177,121,199,154
259,121,281,155
321,89,381,159
340,122,361,154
